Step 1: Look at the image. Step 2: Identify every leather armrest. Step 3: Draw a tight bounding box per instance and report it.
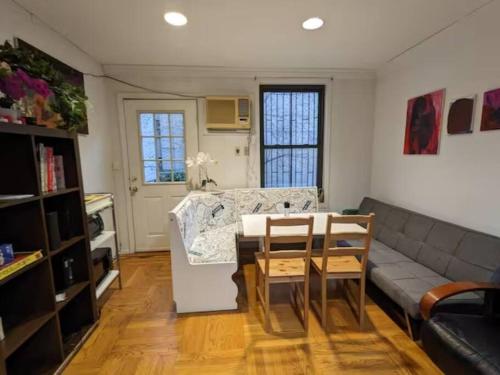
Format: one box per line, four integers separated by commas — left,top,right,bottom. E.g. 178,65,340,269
420,281,500,320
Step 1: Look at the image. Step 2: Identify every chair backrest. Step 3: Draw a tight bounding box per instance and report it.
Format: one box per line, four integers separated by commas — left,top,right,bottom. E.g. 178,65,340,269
263,216,314,276
321,214,375,274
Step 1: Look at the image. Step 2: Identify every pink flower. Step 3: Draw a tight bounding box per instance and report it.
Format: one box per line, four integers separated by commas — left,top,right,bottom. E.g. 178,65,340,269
0,75,26,100
15,69,34,88
32,79,53,98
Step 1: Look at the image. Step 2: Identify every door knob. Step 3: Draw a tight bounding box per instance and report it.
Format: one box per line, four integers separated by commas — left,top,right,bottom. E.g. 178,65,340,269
129,186,138,195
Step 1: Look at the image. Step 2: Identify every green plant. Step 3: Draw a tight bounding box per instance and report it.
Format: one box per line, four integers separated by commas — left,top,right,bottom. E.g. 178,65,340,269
0,40,88,132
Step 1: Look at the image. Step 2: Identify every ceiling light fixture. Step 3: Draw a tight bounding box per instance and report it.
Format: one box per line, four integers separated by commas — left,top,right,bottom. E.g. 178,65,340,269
302,17,324,31
164,11,188,26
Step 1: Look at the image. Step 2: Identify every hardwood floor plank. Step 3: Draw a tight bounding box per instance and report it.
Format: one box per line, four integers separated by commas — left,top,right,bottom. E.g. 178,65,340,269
64,253,441,374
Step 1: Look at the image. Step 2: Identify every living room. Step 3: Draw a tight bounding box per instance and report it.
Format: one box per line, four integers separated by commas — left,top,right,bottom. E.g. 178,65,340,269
0,0,499,374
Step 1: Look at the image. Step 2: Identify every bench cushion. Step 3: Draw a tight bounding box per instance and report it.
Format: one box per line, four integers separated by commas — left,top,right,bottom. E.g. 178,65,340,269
188,224,237,264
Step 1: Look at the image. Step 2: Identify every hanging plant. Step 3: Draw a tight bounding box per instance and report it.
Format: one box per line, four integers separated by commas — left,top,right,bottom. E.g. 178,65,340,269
0,40,88,132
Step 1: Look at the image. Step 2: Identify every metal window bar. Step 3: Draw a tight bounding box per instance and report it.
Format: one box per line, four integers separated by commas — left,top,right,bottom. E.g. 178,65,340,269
260,86,324,189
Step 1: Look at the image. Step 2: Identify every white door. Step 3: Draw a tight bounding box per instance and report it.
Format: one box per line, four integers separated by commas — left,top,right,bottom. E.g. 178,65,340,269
124,99,198,252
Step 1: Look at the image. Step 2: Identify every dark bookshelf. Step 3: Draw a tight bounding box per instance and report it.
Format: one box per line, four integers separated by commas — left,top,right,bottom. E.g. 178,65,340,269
0,123,98,375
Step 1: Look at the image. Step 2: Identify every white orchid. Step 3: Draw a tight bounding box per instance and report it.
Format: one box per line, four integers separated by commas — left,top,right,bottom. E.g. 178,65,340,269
185,152,218,190
186,152,217,167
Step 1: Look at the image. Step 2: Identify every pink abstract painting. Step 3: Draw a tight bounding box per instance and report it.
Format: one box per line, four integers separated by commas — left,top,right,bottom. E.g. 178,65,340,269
480,88,500,131
404,89,445,155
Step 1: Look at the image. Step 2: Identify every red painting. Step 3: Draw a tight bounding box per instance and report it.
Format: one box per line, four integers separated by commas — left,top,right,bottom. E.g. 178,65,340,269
480,88,500,131
404,89,445,155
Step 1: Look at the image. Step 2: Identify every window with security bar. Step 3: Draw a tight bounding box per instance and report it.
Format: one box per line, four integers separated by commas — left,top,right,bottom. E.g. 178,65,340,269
259,85,324,191
139,112,186,183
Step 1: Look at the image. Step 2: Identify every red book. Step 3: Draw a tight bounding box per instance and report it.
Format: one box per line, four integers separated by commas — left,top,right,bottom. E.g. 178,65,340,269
46,147,54,192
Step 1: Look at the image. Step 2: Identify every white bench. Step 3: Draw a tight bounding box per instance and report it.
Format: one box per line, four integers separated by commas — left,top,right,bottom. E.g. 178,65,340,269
169,187,318,313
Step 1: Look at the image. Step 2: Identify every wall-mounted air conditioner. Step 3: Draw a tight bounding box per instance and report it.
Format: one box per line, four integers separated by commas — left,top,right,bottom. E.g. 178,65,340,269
205,96,251,130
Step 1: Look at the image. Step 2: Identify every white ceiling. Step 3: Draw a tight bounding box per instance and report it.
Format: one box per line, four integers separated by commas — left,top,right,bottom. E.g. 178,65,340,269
17,0,491,70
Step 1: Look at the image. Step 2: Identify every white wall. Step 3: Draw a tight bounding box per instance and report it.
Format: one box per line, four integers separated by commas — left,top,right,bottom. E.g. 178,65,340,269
0,0,112,193
102,66,375,251
371,1,500,236
329,78,375,212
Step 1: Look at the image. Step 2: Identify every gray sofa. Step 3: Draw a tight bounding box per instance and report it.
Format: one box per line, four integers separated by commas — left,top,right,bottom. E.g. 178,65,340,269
357,197,500,323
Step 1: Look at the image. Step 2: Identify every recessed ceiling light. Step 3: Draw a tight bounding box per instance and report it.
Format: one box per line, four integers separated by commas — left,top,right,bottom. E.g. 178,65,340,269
302,17,324,30
164,11,188,26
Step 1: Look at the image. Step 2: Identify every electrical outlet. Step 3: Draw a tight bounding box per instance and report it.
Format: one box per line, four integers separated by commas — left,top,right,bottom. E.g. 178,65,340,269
235,147,241,156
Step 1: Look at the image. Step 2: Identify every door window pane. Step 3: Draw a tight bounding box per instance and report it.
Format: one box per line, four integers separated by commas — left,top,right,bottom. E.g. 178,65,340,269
144,161,157,183
170,113,184,136
156,114,170,136
139,112,186,183
142,137,156,160
140,113,154,136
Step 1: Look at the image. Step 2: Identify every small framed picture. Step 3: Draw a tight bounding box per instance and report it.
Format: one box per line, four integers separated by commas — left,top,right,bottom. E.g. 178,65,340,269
447,95,476,134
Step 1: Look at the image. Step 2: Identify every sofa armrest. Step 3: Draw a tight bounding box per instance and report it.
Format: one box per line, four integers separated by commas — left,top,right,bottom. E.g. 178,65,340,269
420,281,500,320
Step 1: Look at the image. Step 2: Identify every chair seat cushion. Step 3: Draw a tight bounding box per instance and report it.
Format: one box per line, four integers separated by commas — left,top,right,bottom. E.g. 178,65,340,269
311,256,362,274
257,257,306,278
188,224,237,264
422,313,500,375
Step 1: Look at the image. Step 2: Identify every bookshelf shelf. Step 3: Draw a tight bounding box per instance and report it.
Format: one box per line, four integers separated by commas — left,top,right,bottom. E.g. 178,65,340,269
0,256,47,287
0,196,39,210
50,235,85,257
0,124,97,374
56,281,89,312
42,187,80,199
0,312,55,358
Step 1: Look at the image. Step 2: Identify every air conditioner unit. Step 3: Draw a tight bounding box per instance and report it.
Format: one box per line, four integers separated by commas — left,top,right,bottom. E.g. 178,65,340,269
205,96,251,130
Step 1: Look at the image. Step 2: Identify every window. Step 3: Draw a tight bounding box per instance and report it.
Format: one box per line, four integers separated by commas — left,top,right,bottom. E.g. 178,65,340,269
260,85,324,190
139,112,186,183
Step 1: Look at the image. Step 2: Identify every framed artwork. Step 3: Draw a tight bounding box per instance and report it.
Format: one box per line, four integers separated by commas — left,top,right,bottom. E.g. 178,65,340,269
447,95,475,134
16,38,88,134
404,89,445,155
480,88,500,131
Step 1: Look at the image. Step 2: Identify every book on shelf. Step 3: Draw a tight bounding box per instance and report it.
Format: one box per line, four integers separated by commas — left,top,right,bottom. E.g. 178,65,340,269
46,146,55,192
39,143,47,193
38,143,66,193
55,155,66,189
0,250,43,281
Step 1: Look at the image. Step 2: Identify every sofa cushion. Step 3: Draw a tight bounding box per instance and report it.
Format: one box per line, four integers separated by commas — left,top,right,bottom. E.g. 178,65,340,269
370,266,480,319
368,239,412,266
358,197,375,215
395,235,424,260
442,232,500,282
404,214,435,241
188,224,237,264
426,222,465,254
446,258,492,283
371,202,392,237
456,233,500,270
417,244,454,276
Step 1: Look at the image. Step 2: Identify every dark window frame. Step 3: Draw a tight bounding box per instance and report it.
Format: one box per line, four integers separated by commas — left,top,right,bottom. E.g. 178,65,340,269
259,84,325,190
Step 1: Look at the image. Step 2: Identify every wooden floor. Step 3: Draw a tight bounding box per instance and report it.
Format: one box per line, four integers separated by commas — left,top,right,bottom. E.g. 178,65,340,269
65,253,441,374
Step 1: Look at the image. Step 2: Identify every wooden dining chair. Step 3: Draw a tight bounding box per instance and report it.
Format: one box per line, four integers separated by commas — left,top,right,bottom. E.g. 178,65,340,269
311,214,374,329
255,216,314,333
